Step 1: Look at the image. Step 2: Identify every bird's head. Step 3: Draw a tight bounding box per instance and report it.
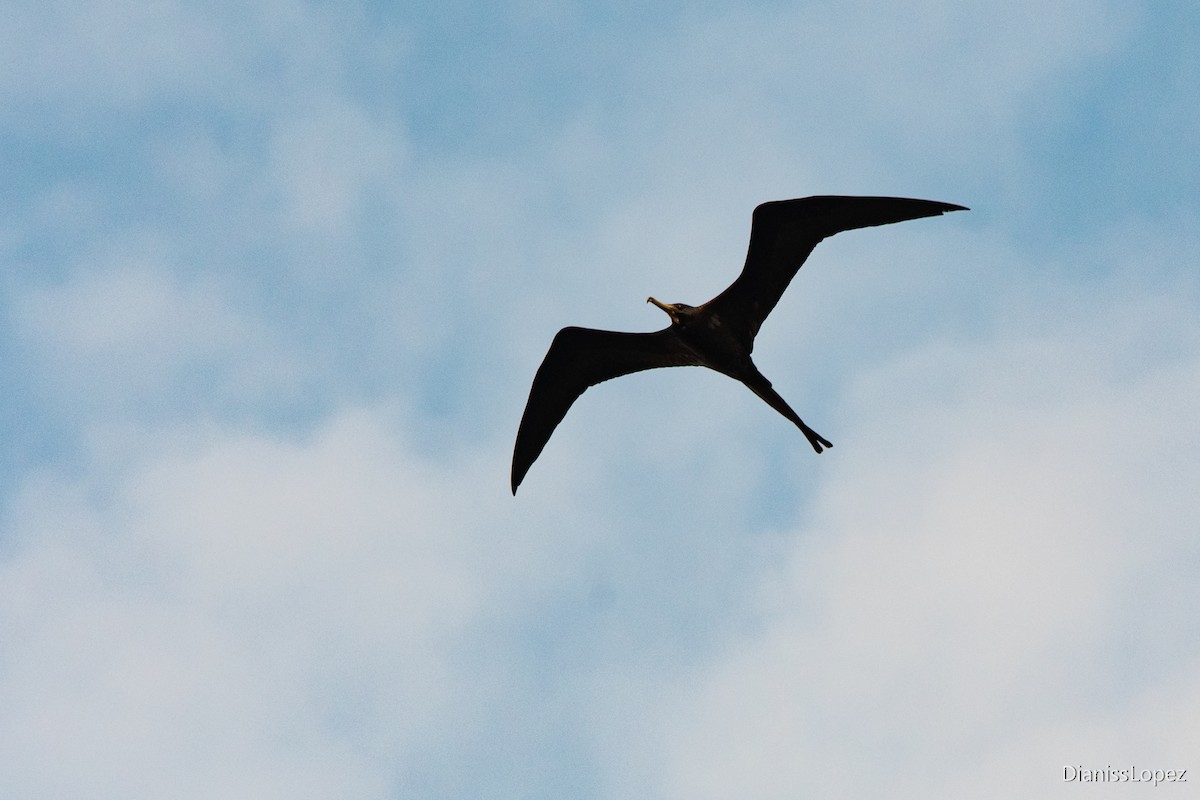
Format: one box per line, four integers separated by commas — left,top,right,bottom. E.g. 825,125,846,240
647,297,696,327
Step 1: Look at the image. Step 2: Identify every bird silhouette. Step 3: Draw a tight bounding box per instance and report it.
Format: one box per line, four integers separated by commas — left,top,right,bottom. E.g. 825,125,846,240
511,195,967,493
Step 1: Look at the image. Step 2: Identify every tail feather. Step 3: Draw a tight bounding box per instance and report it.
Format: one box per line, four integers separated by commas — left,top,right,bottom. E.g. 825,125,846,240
740,371,832,453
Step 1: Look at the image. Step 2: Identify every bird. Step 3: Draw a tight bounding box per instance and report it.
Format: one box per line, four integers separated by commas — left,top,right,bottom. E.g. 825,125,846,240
511,195,968,494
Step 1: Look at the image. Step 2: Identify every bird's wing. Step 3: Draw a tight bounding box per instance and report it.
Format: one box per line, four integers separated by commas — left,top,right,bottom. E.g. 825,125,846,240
708,196,968,339
511,326,700,493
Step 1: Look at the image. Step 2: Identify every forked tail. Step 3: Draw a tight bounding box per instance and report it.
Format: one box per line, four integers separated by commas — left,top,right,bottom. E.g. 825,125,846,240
740,370,832,453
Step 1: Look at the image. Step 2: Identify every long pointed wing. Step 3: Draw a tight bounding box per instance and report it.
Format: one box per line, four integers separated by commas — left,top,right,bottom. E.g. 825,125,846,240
708,196,968,339
511,326,700,493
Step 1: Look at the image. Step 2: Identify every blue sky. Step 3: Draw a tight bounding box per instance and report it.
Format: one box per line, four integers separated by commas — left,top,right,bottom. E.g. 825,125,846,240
2,1,1198,797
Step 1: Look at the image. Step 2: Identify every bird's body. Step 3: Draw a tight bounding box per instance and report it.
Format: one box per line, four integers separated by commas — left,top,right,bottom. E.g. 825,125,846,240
511,195,967,493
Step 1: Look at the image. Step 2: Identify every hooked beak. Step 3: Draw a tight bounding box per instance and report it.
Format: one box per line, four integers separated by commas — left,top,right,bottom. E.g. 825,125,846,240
647,297,671,313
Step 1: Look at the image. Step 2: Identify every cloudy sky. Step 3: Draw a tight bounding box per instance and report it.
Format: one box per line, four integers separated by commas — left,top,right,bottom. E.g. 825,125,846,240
2,1,1198,797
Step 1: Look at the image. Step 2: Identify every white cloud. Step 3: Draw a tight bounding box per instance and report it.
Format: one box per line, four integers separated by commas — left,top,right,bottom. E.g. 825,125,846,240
583,0,1132,199
269,97,409,237
12,248,306,418
593,280,1200,799
0,1,231,112
0,408,531,798
0,0,403,125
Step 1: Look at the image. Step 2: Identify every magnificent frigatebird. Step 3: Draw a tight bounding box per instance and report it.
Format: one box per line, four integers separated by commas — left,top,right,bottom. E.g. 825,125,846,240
511,195,967,493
